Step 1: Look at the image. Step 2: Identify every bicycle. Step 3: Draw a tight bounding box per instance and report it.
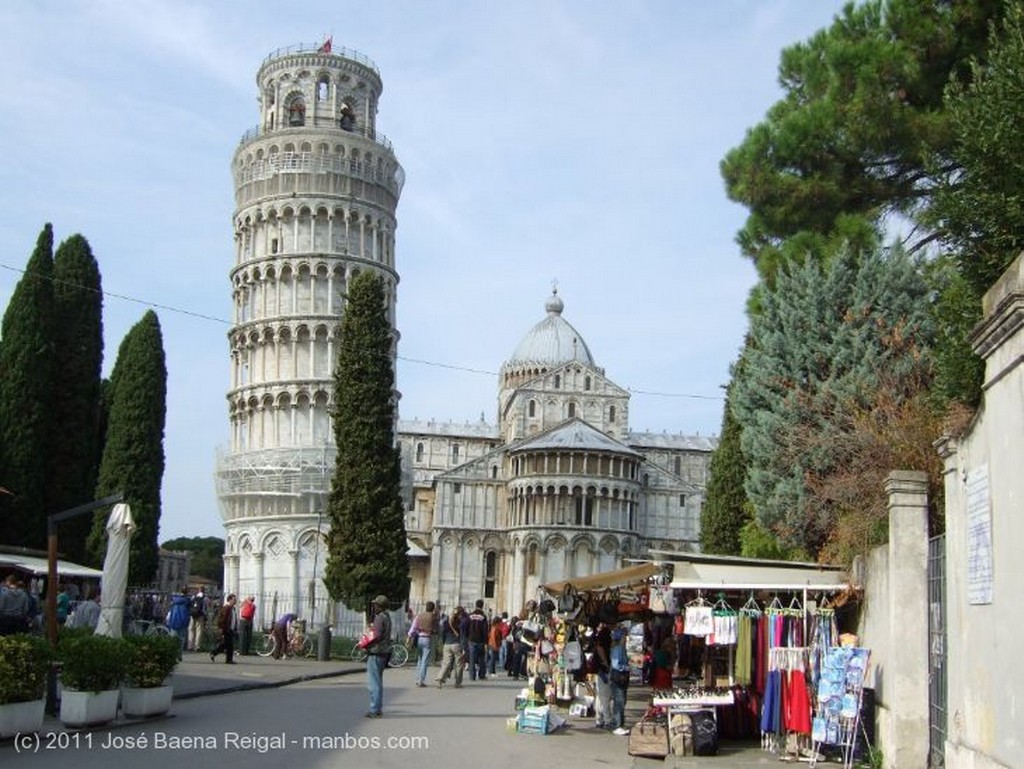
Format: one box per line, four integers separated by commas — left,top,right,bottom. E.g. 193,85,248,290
127,619,173,637
257,627,314,658
350,641,408,668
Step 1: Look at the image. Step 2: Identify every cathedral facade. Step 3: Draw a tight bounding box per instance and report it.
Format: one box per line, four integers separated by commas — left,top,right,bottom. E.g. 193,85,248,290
400,290,715,614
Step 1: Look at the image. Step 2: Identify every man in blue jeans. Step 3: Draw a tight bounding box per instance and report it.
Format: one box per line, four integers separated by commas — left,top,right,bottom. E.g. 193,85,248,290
365,594,392,718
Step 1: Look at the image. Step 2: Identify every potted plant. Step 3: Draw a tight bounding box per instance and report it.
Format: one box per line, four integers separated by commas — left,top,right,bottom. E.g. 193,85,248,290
0,633,52,738
120,634,180,718
57,633,127,727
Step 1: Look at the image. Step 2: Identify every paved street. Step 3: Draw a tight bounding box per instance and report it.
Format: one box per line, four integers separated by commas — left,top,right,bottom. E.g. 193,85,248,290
3,653,781,768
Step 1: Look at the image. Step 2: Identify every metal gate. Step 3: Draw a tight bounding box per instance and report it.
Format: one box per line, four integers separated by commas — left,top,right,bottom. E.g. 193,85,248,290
928,534,947,767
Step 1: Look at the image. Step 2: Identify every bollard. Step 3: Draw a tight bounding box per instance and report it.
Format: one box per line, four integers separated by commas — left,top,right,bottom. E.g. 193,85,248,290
318,625,332,661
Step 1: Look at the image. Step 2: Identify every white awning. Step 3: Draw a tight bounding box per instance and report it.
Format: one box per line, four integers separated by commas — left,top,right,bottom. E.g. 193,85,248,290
0,553,104,578
667,557,843,593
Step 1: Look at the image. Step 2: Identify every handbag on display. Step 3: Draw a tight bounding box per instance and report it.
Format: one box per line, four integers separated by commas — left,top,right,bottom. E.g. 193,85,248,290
563,640,582,671
520,620,542,644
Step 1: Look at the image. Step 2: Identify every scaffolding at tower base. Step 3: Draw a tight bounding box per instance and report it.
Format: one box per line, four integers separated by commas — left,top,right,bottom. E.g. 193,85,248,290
215,446,335,520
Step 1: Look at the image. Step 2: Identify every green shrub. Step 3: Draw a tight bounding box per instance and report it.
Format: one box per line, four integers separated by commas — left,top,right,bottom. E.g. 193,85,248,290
0,634,53,704
57,633,127,692
123,634,180,688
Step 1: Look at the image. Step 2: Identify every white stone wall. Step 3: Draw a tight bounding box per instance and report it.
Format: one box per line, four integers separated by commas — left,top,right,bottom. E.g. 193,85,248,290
939,254,1024,769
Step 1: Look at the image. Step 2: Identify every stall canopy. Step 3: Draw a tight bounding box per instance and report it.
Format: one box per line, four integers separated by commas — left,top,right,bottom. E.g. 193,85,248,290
542,562,660,595
649,550,847,592
0,553,103,579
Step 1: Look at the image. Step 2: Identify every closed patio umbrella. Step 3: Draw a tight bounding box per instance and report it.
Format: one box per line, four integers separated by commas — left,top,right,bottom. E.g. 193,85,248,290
94,502,135,638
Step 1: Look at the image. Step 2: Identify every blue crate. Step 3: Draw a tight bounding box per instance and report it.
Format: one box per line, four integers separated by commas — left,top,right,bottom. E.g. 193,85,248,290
516,707,549,735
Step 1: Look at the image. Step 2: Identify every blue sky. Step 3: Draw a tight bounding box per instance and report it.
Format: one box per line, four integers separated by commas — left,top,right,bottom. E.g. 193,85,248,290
0,1,848,542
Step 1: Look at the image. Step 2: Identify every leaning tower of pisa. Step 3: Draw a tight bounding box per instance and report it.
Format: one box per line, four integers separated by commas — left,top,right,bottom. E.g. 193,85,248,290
216,42,404,624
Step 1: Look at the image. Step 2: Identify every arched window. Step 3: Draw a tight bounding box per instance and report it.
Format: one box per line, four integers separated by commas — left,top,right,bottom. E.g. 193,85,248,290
288,97,306,126
567,402,576,418
609,405,616,424
528,399,536,417
415,442,424,463
554,374,560,389
491,465,498,479
674,457,681,476
526,543,538,576
585,376,591,390
484,551,497,598
452,443,460,463
317,77,329,102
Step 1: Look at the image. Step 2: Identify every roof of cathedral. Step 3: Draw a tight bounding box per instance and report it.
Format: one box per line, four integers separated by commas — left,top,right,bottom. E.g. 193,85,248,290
506,290,595,369
510,418,641,456
627,432,718,452
398,418,499,439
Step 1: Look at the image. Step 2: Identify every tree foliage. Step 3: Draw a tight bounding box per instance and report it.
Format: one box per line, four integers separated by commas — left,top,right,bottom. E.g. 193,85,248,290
930,1,1024,297
89,310,167,584
50,235,104,562
731,245,934,556
721,0,1006,277
323,271,408,618
0,224,56,549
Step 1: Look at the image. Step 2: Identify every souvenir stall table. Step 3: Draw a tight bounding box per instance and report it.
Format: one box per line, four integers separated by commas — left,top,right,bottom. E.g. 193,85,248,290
648,551,855,761
509,563,664,736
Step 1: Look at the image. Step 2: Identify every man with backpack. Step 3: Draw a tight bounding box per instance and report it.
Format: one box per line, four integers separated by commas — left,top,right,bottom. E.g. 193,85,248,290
187,589,207,651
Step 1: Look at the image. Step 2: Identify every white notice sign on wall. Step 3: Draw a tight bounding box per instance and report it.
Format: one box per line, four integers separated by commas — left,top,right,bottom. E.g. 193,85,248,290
966,465,993,605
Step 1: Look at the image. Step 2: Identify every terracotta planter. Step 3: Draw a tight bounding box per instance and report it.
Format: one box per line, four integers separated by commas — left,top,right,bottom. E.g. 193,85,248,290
120,684,173,719
0,699,46,738
59,688,120,727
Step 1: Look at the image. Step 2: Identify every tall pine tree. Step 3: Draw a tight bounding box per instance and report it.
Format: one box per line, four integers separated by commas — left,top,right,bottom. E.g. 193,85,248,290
323,271,408,619
0,224,56,548
51,234,104,562
89,310,166,584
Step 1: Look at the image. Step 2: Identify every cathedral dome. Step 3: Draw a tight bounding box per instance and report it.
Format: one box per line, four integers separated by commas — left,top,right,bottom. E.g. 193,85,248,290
507,290,595,368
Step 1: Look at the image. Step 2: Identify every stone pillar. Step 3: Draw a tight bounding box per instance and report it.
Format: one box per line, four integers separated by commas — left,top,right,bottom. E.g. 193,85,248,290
289,548,301,617
884,470,930,769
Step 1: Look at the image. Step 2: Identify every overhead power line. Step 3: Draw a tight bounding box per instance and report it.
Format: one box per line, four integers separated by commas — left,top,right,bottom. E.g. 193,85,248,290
1,262,724,401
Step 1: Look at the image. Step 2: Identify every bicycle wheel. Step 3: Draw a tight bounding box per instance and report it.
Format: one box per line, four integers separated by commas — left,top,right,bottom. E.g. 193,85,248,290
388,643,408,668
302,634,316,658
350,645,367,663
256,634,276,658
146,623,173,637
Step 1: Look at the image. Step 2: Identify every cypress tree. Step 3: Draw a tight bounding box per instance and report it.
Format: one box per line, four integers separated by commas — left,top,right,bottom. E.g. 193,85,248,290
88,310,166,584
700,378,751,555
323,271,409,619
51,234,104,561
0,224,56,548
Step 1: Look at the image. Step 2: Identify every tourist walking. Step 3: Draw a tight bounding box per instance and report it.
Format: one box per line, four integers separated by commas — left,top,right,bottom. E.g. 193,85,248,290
210,594,238,664
435,606,465,688
409,601,438,687
364,595,392,718
165,588,191,659
187,589,207,651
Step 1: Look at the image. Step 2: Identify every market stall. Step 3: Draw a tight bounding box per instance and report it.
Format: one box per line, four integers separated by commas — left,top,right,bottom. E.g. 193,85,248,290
506,554,865,762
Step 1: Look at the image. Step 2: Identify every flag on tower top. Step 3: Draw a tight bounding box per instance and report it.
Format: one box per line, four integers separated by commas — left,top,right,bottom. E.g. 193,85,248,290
318,37,332,54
